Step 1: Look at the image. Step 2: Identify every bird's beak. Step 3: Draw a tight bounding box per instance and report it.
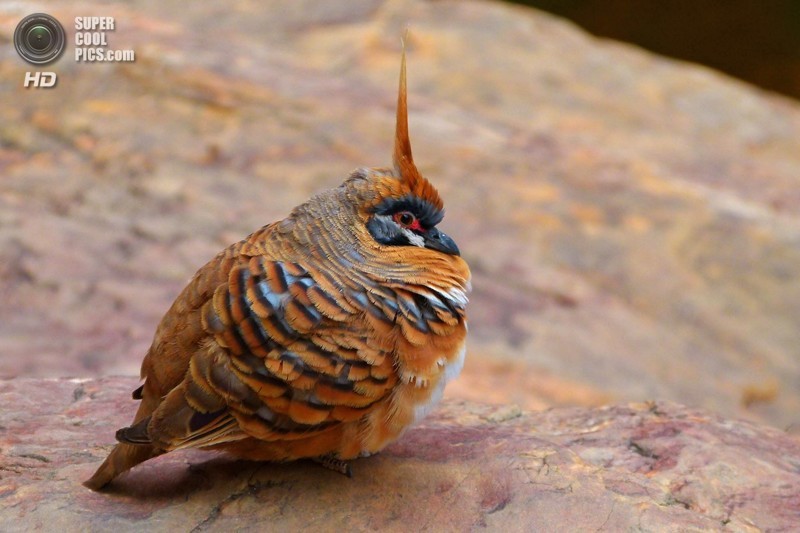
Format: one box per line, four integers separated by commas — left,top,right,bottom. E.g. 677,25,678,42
424,227,460,256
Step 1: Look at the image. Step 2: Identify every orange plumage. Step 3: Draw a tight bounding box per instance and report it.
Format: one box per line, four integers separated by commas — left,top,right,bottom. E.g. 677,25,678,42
84,44,470,491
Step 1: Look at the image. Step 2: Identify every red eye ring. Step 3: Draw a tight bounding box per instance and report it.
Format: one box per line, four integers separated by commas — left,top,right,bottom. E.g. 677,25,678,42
395,211,416,227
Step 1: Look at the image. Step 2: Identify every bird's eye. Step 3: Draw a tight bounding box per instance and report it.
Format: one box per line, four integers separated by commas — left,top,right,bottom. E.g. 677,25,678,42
395,211,416,227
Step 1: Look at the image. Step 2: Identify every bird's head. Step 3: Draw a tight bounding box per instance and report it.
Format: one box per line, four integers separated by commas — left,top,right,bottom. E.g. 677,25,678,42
342,45,460,258
278,42,465,281
270,42,469,297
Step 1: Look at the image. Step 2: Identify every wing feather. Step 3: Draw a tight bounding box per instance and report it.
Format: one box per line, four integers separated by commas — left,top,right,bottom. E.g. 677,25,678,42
139,251,462,451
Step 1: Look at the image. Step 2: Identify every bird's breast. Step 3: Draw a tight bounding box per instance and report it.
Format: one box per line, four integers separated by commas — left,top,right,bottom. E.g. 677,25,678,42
410,342,466,426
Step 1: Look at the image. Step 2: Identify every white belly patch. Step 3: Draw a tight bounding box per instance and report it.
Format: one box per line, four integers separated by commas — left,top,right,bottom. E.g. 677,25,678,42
411,344,466,425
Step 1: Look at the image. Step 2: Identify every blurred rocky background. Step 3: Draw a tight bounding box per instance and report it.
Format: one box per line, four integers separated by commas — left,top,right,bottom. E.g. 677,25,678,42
1,0,799,432
518,0,800,101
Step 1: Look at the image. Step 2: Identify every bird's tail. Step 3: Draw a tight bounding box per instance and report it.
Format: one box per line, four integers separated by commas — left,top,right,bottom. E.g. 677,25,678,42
82,443,160,491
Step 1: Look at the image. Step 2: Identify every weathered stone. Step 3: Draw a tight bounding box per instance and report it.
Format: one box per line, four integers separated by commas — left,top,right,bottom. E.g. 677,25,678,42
1,0,799,429
1,377,799,531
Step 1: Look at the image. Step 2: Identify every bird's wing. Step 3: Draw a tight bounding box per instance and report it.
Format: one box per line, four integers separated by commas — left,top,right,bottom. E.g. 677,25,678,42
121,254,407,451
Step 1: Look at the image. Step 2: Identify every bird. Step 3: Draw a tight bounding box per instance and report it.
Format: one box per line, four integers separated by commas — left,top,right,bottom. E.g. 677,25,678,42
83,44,471,491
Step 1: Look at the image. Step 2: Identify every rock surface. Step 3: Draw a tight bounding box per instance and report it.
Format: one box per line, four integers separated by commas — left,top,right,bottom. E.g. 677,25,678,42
2,377,799,531
1,0,800,428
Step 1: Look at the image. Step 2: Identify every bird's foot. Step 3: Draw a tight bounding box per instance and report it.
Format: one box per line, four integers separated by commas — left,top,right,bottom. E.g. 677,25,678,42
313,454,352,478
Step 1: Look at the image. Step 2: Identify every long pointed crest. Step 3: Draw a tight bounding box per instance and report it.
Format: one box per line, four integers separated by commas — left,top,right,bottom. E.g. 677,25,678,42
393,38,443,210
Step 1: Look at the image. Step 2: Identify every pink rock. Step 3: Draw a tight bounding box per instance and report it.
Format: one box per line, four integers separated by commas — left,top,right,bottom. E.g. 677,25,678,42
1,377,798,530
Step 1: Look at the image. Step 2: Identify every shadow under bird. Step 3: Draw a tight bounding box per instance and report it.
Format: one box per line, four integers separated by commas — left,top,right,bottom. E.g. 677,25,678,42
84,46,471,490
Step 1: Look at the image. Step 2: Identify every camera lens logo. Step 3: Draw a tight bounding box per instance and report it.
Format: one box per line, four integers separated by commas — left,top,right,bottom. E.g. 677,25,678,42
14,13,66,65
